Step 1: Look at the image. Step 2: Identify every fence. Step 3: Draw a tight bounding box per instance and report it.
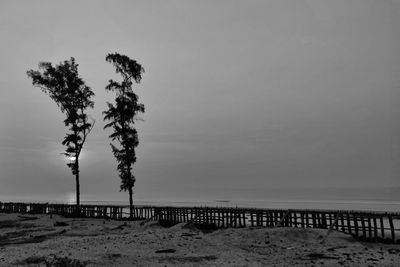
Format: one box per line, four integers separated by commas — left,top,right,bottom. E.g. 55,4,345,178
1,202,399,244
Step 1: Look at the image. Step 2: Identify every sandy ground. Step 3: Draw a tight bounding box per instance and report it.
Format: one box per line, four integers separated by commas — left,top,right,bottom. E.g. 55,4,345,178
0,213,399,266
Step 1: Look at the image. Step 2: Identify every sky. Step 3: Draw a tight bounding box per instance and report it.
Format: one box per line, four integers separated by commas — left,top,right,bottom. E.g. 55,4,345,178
0,0,400,203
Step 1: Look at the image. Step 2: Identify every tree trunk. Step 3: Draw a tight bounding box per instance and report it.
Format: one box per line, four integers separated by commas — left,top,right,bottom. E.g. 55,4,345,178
75,157,80,214
129,186,133,219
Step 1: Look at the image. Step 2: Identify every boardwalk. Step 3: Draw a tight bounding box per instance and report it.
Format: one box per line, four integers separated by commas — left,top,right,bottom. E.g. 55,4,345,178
1,202,399,244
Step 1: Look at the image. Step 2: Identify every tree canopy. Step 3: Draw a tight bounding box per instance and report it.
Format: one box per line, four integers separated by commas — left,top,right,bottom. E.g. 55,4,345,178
27,57,95,208
103,53,144,217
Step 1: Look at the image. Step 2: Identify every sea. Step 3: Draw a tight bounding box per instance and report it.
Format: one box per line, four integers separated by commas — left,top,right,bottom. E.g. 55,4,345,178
3,187,400,213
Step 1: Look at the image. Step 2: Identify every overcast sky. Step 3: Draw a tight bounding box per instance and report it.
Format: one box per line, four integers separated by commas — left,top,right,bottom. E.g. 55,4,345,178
1,0,399,202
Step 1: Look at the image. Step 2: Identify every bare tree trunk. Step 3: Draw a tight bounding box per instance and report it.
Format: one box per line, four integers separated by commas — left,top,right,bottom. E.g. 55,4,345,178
129,186,133,219
75,157,80,214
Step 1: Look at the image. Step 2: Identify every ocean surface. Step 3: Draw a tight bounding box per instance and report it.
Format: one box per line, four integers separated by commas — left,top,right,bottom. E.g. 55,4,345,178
2,187,400,212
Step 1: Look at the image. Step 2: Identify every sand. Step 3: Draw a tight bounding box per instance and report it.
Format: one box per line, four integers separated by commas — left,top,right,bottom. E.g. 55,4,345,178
0,213,399,266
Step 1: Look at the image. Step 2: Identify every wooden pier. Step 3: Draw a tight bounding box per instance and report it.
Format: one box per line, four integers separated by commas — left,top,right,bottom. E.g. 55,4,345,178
1,202,399,244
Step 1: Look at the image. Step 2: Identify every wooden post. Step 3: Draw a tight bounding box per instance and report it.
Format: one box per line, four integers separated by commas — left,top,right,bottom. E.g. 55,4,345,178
316,213,321,228
321,212,340,244
321,213,327,229
292,211,296,227
236,209,240,227
353,216,359,238
223,208,226,227
312,212,317,228
216,209,219,227
346,213,352,235
320,215,328,228
361,215,367,240
388,215,395,243
265,211,269,227
368,217,373,240
281,211,285,227
268,211,273,227
275,210,291,228
234,209,238,227
255,211,260,227
261,211,268,227
270,211,279,227
373,217,378,242
380,216,385,239
334,214,339,231
340,213,345,232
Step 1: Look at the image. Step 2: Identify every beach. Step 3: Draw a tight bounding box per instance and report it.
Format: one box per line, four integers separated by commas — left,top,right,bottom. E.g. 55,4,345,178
1,213,400,266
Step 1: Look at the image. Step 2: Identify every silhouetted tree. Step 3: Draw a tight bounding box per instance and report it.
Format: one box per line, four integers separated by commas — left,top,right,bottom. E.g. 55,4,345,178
103,53,145,218
27,58,95,211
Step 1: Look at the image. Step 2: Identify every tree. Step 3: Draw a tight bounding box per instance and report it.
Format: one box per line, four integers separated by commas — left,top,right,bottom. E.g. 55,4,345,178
27,58,95,211
103,53,145,218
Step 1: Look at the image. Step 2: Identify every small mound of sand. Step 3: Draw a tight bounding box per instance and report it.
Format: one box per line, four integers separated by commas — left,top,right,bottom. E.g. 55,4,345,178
17,255,87,266
0,220,19,229
140,221,163,230
277,227,328,244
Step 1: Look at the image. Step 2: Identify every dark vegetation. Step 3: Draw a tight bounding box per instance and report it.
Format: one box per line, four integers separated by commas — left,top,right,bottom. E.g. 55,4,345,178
26,53,146,213
103,53,145,219
27,58,95,210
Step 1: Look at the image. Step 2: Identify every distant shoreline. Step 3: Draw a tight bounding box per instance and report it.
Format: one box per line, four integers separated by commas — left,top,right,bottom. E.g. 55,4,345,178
2,198,400,213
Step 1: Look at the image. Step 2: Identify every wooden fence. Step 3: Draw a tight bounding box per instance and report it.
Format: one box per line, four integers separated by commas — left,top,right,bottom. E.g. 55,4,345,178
1,202,399,244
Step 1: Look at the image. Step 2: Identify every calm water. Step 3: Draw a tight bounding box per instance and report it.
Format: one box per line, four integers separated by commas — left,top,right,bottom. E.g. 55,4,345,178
3,187,400,212
126,187,400,212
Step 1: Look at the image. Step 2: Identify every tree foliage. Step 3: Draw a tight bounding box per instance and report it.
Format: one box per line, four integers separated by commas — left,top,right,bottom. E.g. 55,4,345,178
103,53,144,217
27,57,95,207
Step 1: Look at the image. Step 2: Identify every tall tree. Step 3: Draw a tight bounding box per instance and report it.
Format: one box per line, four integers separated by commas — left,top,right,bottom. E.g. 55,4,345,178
27,58,95,211
103,53,145,218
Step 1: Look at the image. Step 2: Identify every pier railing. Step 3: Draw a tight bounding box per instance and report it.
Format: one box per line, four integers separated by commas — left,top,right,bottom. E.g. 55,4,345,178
1,202,399,244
